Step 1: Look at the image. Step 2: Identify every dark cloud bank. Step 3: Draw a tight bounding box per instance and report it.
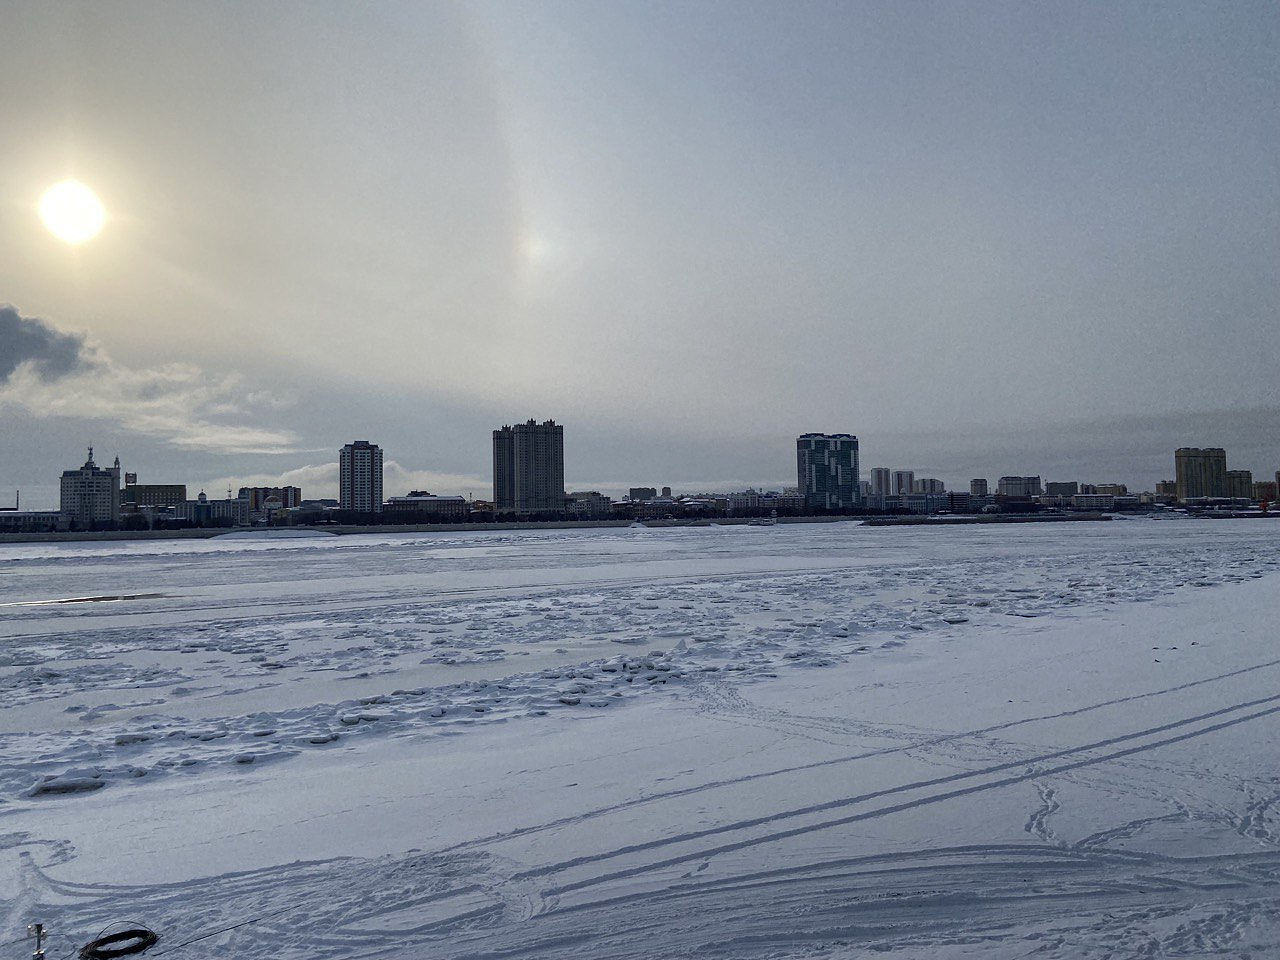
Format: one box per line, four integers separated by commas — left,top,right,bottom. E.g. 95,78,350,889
0,304,87,382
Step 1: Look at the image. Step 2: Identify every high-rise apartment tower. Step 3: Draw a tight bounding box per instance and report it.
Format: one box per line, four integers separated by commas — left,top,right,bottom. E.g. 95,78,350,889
1174,447,1227,501
59,448,121,527
796,434,860,511
339,441,383,513
493,419,565,515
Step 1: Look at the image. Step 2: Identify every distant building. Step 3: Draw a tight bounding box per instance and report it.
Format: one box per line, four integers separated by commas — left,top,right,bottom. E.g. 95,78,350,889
859,480,872,499
629,487,658,502
1254,480,1278,503
912,478,945,494
970,478,989,497
176,490,250,526
493,419,565,515
661,486,672,498
60,448,121,527
384,493,468,520
239,486,303,514
1174,447,1227,501
0,509,64,532
1093,483,1128,497
1071,494,1115,511
796,434,860,511
1225,470,1254,500
567,491,614,519
339,441,383,513
1155,480,1178,502
997,476,1042,498
870,467,891,497
123,483,187,508
1044,481,1078,498
891,470,915,496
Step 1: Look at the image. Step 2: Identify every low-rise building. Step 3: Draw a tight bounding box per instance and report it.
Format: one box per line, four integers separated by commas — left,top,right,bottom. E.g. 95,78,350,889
1093,483,1128,497
566,491,614,519
0,510,66,532
383,493,468,520
1070,494,1115,511
124,483,187,508
239,486,303,515
997,476,1042,498
175,491,250,526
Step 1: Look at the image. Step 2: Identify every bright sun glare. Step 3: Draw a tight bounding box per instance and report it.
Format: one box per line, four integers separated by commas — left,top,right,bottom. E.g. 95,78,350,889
39,179,106,244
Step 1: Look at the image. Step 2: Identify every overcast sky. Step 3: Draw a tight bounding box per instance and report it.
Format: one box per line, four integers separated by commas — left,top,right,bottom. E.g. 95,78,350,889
2,1,1277,507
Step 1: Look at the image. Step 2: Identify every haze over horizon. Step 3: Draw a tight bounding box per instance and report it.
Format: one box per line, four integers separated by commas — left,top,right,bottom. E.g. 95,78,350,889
2,1,1277,508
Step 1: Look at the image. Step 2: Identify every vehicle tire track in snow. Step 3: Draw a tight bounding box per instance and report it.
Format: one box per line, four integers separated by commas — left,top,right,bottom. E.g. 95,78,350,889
522,695,1280,897
421,657,1280,866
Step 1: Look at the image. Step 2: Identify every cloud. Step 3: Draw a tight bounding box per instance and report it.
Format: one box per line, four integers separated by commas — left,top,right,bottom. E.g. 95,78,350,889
0,303,302,455
0,304,87,381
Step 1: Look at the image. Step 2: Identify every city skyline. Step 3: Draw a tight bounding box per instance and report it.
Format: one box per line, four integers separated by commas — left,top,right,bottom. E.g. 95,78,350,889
9,429,1279,524
6,417,1280,512
2,3,1277,510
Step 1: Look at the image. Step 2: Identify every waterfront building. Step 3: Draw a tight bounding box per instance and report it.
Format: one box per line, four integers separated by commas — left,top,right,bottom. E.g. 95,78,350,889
239,486,303,515
629,487,658,502
891,470,915,496
1044,481,1078,498
123,483,187,508
1094,483,1128,497
0,509,65,532
493,419,565,515
175,491,250,526
1254,480,1278,503
997,476,1043,498
1071,494,1116,511
566,491,614,519
796,434,860,511
870,467,891,497
1225,470,1254,500
339,441,383,513
970,478,989,497
1174,447,1227,501
912,478,945,494
384,493,468,520
59,448,122,527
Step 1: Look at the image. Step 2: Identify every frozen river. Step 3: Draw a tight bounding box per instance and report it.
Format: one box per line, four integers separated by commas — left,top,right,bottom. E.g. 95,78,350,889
3,519,1279,958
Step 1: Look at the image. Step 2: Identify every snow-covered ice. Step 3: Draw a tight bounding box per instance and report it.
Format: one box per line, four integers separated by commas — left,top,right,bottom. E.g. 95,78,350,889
2,519,1279,958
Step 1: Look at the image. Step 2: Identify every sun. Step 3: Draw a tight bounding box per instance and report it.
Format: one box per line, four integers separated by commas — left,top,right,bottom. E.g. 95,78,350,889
39,180,106,244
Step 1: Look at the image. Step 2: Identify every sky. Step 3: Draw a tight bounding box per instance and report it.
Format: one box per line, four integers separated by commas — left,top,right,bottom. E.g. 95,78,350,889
2,0,1277,507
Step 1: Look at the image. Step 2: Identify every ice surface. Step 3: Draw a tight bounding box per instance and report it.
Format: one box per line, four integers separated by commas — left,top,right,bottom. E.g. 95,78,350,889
2,520,1279,958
